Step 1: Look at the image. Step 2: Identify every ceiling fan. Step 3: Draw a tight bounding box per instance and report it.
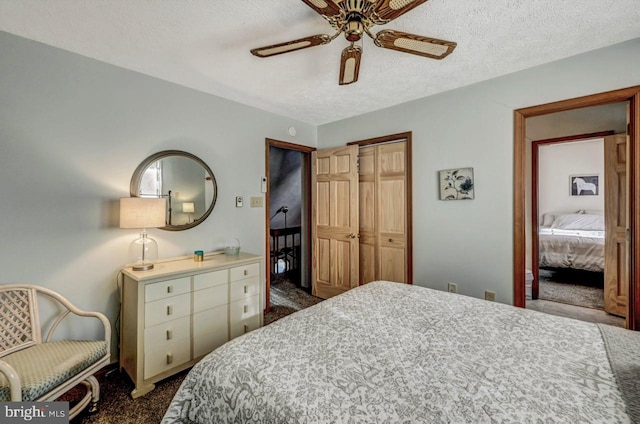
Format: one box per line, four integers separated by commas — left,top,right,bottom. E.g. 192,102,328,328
250,0,457,85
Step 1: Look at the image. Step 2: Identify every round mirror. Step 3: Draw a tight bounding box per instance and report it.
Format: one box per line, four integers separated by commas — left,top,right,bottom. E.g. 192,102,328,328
130,150,217,231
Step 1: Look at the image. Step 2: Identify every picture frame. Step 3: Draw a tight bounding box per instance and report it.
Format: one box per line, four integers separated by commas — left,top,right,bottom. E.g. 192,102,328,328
570,174,599,196
439,167,474,200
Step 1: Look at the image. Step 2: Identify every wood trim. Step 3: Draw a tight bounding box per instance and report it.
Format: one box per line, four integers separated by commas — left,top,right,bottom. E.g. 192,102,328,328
531,140,539,300
264,139,316,313
533,131,616,146
513,111,526,308
519,86,640,117
514,86,640,331
631,94,640,330
267,138,316,153
347,131,413,284
347,131,412,147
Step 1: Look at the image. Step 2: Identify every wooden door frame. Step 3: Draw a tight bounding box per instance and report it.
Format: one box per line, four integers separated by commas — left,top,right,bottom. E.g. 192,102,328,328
530,131,615,300
347,131,414,284
514,86,640,330
265,139,315,312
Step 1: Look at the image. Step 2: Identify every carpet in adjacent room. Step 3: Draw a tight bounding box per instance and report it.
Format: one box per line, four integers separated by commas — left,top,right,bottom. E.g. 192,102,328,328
538,267,604,310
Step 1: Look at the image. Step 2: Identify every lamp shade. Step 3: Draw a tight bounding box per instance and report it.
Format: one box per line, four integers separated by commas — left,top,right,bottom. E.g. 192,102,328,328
120,198,166,229
182,202,195,213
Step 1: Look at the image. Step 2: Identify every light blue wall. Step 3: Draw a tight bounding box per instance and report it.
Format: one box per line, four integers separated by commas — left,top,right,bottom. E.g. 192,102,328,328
0,31,316,351
318,38,640,303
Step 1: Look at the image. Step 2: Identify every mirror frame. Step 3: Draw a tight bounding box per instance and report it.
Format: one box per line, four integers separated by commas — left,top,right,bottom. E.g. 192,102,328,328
129,150,218,231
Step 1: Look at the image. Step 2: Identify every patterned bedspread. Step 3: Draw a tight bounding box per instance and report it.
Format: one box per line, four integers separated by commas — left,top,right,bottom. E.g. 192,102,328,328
163,281,636,423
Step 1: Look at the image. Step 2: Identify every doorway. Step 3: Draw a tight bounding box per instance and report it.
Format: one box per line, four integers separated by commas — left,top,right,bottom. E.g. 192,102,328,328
528,127,625,327
514,86,640,330
265,139,315,313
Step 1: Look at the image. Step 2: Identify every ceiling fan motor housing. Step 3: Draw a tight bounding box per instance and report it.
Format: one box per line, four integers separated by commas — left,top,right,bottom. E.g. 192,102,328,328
345,15,365,41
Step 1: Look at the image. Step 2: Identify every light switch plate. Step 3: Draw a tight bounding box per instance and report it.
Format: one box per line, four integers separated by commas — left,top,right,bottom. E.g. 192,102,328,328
235,196,243,207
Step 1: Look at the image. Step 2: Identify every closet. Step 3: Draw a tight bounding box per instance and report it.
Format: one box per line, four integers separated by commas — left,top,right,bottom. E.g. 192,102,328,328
311,133,412,298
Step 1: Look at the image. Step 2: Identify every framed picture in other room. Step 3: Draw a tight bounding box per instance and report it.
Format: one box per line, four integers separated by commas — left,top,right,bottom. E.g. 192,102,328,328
570,174,599,196
439,167,474,200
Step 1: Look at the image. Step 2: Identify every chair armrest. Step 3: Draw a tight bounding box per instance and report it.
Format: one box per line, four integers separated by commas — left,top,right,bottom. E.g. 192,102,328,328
0,359,22,401
34,286,111,348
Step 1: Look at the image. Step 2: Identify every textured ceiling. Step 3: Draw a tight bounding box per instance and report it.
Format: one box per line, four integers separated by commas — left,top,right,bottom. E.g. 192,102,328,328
1,1,639,125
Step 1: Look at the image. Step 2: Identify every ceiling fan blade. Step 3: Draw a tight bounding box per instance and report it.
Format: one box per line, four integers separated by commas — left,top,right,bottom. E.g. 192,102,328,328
374,30,456,59
301,0,343,20
339,45,362,85
251,34,332,58
370,0,429,24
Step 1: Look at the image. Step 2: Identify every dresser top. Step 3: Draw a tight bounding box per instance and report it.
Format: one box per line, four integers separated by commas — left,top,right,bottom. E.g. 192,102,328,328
122,251,261,282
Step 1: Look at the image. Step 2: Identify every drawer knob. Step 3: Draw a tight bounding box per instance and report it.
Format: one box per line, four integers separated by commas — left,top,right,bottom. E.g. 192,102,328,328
244,305,248,313
244,324,249,334
167,285,173,294
166,353,173,364
244,285,248,294
166,330,173,340
167,305,173,315
244,269,248,276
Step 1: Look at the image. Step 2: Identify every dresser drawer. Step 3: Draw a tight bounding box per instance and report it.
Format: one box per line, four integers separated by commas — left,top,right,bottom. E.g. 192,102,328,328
229,263,260,282
193,305,228,358
230,313,261,339
145,277,191,302
144,316,190,352
229,277,260,303
230,294,260,322
145,293,190,328
193,284,228,314
193,270,227,291
144,339,190,379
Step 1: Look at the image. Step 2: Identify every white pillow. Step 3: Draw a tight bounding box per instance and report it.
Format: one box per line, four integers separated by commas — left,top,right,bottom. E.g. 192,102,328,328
551,213,604,231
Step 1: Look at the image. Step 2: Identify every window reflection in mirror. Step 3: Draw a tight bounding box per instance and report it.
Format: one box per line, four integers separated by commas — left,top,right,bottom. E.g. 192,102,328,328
130,151,217,231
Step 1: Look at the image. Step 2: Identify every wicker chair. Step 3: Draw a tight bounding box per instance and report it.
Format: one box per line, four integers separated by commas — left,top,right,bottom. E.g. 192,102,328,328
0,284,111,419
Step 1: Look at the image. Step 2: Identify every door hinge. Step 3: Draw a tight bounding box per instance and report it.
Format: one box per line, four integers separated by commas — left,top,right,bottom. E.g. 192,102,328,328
627,228,631,242
356,155,360,173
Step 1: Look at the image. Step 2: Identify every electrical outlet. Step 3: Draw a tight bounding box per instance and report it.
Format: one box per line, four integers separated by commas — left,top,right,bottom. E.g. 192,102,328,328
485,290,496,302
447,283,457,293
250,196,264,207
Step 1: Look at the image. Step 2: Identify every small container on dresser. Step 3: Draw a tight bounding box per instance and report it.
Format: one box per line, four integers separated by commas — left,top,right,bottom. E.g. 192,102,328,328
119,252,263,398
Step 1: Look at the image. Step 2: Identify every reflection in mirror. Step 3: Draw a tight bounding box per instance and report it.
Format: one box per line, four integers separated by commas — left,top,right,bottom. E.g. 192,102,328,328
130,151,217,231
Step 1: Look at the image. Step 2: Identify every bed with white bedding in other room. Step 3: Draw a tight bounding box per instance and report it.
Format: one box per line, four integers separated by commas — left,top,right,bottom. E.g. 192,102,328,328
538,211,605,272
162,281,639,423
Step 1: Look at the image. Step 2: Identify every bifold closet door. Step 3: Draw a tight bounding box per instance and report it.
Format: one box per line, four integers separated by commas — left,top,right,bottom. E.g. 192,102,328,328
359,142,408,284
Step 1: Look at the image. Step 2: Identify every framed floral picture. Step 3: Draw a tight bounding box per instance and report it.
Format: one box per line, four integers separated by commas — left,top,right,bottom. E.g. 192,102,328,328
439,167,475,200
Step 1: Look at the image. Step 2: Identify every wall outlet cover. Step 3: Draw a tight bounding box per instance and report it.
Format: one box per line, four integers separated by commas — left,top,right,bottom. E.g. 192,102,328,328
250,196,264,207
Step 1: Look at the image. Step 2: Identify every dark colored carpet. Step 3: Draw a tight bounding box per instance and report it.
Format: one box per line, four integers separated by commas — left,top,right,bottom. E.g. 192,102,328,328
538,268,604,310
71,277,321,423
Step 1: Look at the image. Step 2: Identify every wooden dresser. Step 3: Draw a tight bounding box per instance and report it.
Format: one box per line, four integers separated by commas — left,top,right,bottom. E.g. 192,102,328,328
119,252,263,398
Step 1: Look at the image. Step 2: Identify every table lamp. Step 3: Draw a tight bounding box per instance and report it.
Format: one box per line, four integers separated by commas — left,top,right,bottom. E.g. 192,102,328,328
120,197,166,271
182,202,195,223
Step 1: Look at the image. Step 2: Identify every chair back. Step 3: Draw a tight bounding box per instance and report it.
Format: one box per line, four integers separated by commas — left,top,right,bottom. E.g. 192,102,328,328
0,286,41,357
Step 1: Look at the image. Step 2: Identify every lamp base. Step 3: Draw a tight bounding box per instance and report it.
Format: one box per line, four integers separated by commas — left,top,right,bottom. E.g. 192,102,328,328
132,263,155,271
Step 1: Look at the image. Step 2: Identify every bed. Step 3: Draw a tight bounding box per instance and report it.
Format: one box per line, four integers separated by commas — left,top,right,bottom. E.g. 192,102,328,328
538,212,605,272
162,281,639,423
